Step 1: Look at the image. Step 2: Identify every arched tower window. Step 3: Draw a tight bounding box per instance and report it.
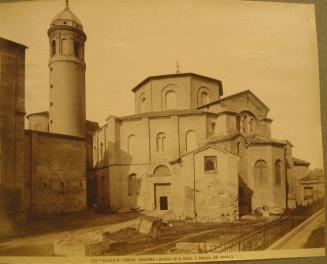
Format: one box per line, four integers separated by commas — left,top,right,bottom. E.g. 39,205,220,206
153,165,171,177
51,40,56,57
200,91,209,105
165,91,177,110
127,135,137,155
275,160,282,185
156,133,166,151
140,95,147,113
254,160,268,187
74,41,80,58
186,130,197,152
128,174,138,196
61,38,70,56
197,87,210,106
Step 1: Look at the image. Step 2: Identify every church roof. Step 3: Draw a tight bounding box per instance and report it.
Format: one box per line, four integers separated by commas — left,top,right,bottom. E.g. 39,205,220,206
171,144,238,164
197,90,270,111
118,109,215,120
131,72,223,95
244,134,287,146
208,133,287,147
0,37,28,49
300,169,324,182
293,157,311,166
51,1,82,27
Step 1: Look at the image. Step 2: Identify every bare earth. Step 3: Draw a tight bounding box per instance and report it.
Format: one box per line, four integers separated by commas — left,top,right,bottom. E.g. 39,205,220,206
0,212,267,256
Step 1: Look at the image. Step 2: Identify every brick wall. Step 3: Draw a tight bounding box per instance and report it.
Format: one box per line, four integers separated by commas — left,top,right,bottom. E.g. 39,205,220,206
24,130,86,216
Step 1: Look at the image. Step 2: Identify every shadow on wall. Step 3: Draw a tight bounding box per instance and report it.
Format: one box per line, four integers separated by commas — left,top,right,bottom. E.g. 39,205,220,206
0,185,21,236
238,175,254,216
88,140,144,211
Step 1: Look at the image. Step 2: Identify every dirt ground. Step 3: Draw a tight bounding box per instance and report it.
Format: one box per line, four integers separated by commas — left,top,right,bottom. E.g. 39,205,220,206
104,218,267,255
0,212,267,256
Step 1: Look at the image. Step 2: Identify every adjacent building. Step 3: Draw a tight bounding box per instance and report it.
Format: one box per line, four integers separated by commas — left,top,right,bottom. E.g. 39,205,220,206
0,38,27,235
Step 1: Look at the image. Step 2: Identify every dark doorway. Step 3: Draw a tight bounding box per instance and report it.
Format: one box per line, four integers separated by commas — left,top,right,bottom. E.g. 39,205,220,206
160,196,168,210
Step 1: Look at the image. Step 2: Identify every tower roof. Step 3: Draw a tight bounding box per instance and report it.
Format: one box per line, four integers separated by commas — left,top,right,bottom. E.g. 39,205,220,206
51,1,83,29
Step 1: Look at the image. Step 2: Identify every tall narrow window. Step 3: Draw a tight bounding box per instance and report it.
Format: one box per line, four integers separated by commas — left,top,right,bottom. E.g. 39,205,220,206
100,142,104,160
186,130,197,151
250,118,255,134
128,174,138,196
241,115,249,135
156,133,166,151
51,40,56,56
74,41,80,57
275,160,282,185
128,135,137,155
254,160,268,187
165,91,177,110
200,91,209,105
237,142,241,155
61,38,69,56
210,122,216,135
140,96,147,113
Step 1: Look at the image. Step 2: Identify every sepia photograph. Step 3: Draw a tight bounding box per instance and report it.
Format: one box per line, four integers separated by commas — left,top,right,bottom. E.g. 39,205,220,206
0,0,325,263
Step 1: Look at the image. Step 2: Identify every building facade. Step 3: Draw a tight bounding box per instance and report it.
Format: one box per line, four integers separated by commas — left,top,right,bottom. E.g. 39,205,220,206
91,72,316,221
0,38,27,235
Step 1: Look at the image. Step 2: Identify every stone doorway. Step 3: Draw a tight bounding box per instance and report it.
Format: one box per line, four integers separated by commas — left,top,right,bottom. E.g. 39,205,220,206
154,183,171,210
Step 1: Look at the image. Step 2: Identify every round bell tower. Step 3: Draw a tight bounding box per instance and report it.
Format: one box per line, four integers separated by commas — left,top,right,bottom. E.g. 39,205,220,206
48,0,86,137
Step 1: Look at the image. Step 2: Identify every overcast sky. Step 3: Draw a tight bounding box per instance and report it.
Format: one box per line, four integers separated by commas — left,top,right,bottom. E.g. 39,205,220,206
0,0,323,169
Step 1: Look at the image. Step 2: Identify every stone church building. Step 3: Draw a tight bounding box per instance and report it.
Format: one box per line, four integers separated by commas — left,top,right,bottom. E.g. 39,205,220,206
0,1,323,233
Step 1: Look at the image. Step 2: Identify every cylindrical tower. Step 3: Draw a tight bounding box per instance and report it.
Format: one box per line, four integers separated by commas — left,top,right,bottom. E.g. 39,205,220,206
48,0,86,137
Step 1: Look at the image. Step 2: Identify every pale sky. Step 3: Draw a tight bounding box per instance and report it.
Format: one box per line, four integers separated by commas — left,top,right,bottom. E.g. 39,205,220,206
0,0,323,169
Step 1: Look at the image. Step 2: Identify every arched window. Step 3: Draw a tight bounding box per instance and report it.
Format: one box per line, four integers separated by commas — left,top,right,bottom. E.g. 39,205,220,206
254,160,268,187
156,133,166,151
140,95,147,113
186,130,197,151
128,174,138,196
165,91,177,110
61,38,70,56
51,40,56,57
211,122,216,135
200,91,209,105
127,135,137,155
74,41,80,58
275,160,282,185
250,118,255,134
153,165,171,177
241,115,249,135
237,142,241,155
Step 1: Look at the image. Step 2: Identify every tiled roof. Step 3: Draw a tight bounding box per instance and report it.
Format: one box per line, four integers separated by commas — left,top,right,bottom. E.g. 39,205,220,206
197,90,270,111
119,109,214,120
244,134,287,146
207,132,242,143
292,157,311,166
300,169,323,181
131,72,223,95
208,133,287,146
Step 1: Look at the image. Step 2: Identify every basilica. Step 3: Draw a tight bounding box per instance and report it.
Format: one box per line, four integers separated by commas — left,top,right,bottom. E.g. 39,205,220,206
0,1,323,233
